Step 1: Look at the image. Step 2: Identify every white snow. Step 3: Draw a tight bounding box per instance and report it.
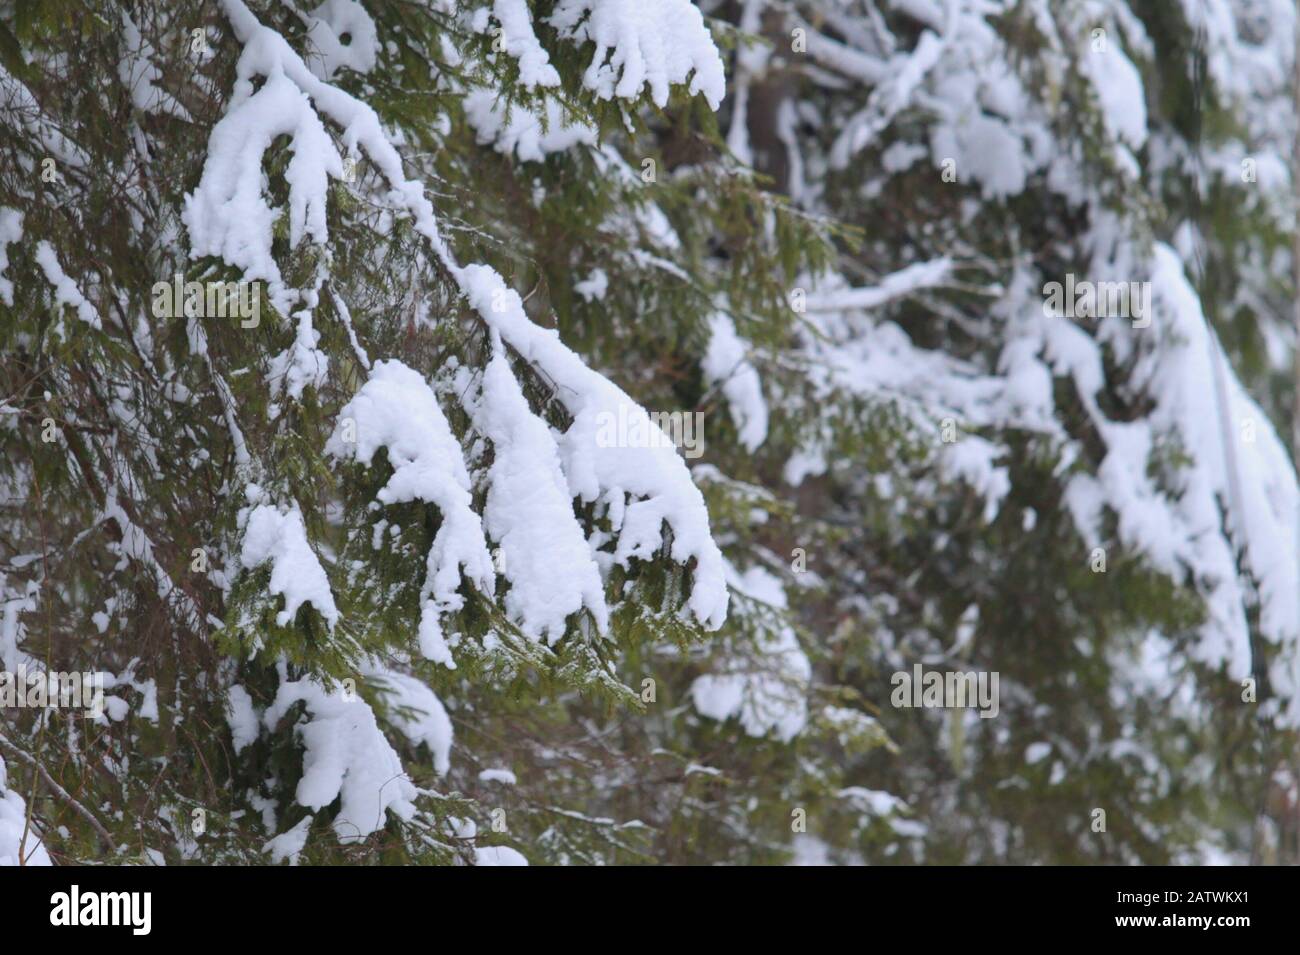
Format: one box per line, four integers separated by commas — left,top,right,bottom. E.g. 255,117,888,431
269,307,330,404
702,313,768,452
182,68,343,313
226,684,261,753
264,674,417,842
458,265,729,631
1041,245,1300,694
303,0,379,80
929,112,1031,200
239,503,340,630
35,241,101,329
327,359,495,665
263,814,313,864
464,91,596,162
548,0,726,110
475,845,528,865
0,755,52,866
202,0,729,634
1081,43,1147,150
0,207,20,307
486,0,561,88
0,62,90,169
119,11,192,119
804,259,952,313
691,565,809,741
574,268,608,302
830,30,946,167
838,786,906,816
1025,742,1051,765
938,436,1010,524
364,664,454,776
464,341,610,642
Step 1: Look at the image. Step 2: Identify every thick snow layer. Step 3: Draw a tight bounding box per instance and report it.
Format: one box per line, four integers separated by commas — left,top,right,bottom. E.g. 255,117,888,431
363,664,454,776
548,0,726,109
203,0,728,643
264,675,417,842
303,0,379,80
240,503,340,630
1085,246,1298,692
466,343,610,642
327,359,495,664
1080,43,1147,150
486,0,560,88
263,814,313,864
475,845,528,865
182,69,343,313
184,0,422,313
458,265,729,630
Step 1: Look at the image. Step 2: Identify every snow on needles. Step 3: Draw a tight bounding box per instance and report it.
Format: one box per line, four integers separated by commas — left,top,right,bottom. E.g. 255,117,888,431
549,0,726,110
691,564,810,742
487,0,561,88
120,11,192,119
465,340,610,642
264,675,417,843
34,241,100,329
363,663,455,776
0,754,52,866
458,265,729,631
463,91,597,162
303,0,379,80
203,0,728,649
325,359,495,667
188,0,727,316
703,312,769,453
182,68,342,313
240,501,340,631
1063,245,1300,701
0,207,21,307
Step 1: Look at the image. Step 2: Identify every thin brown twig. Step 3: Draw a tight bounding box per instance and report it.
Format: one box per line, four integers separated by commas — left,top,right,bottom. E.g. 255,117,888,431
0,734,115,854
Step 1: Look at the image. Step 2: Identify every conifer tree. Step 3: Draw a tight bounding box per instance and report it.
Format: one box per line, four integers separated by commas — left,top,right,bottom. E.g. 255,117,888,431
0,0,1296,866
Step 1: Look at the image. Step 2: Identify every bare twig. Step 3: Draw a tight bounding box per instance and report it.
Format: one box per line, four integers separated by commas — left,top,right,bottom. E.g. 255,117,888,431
0,734,115,853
